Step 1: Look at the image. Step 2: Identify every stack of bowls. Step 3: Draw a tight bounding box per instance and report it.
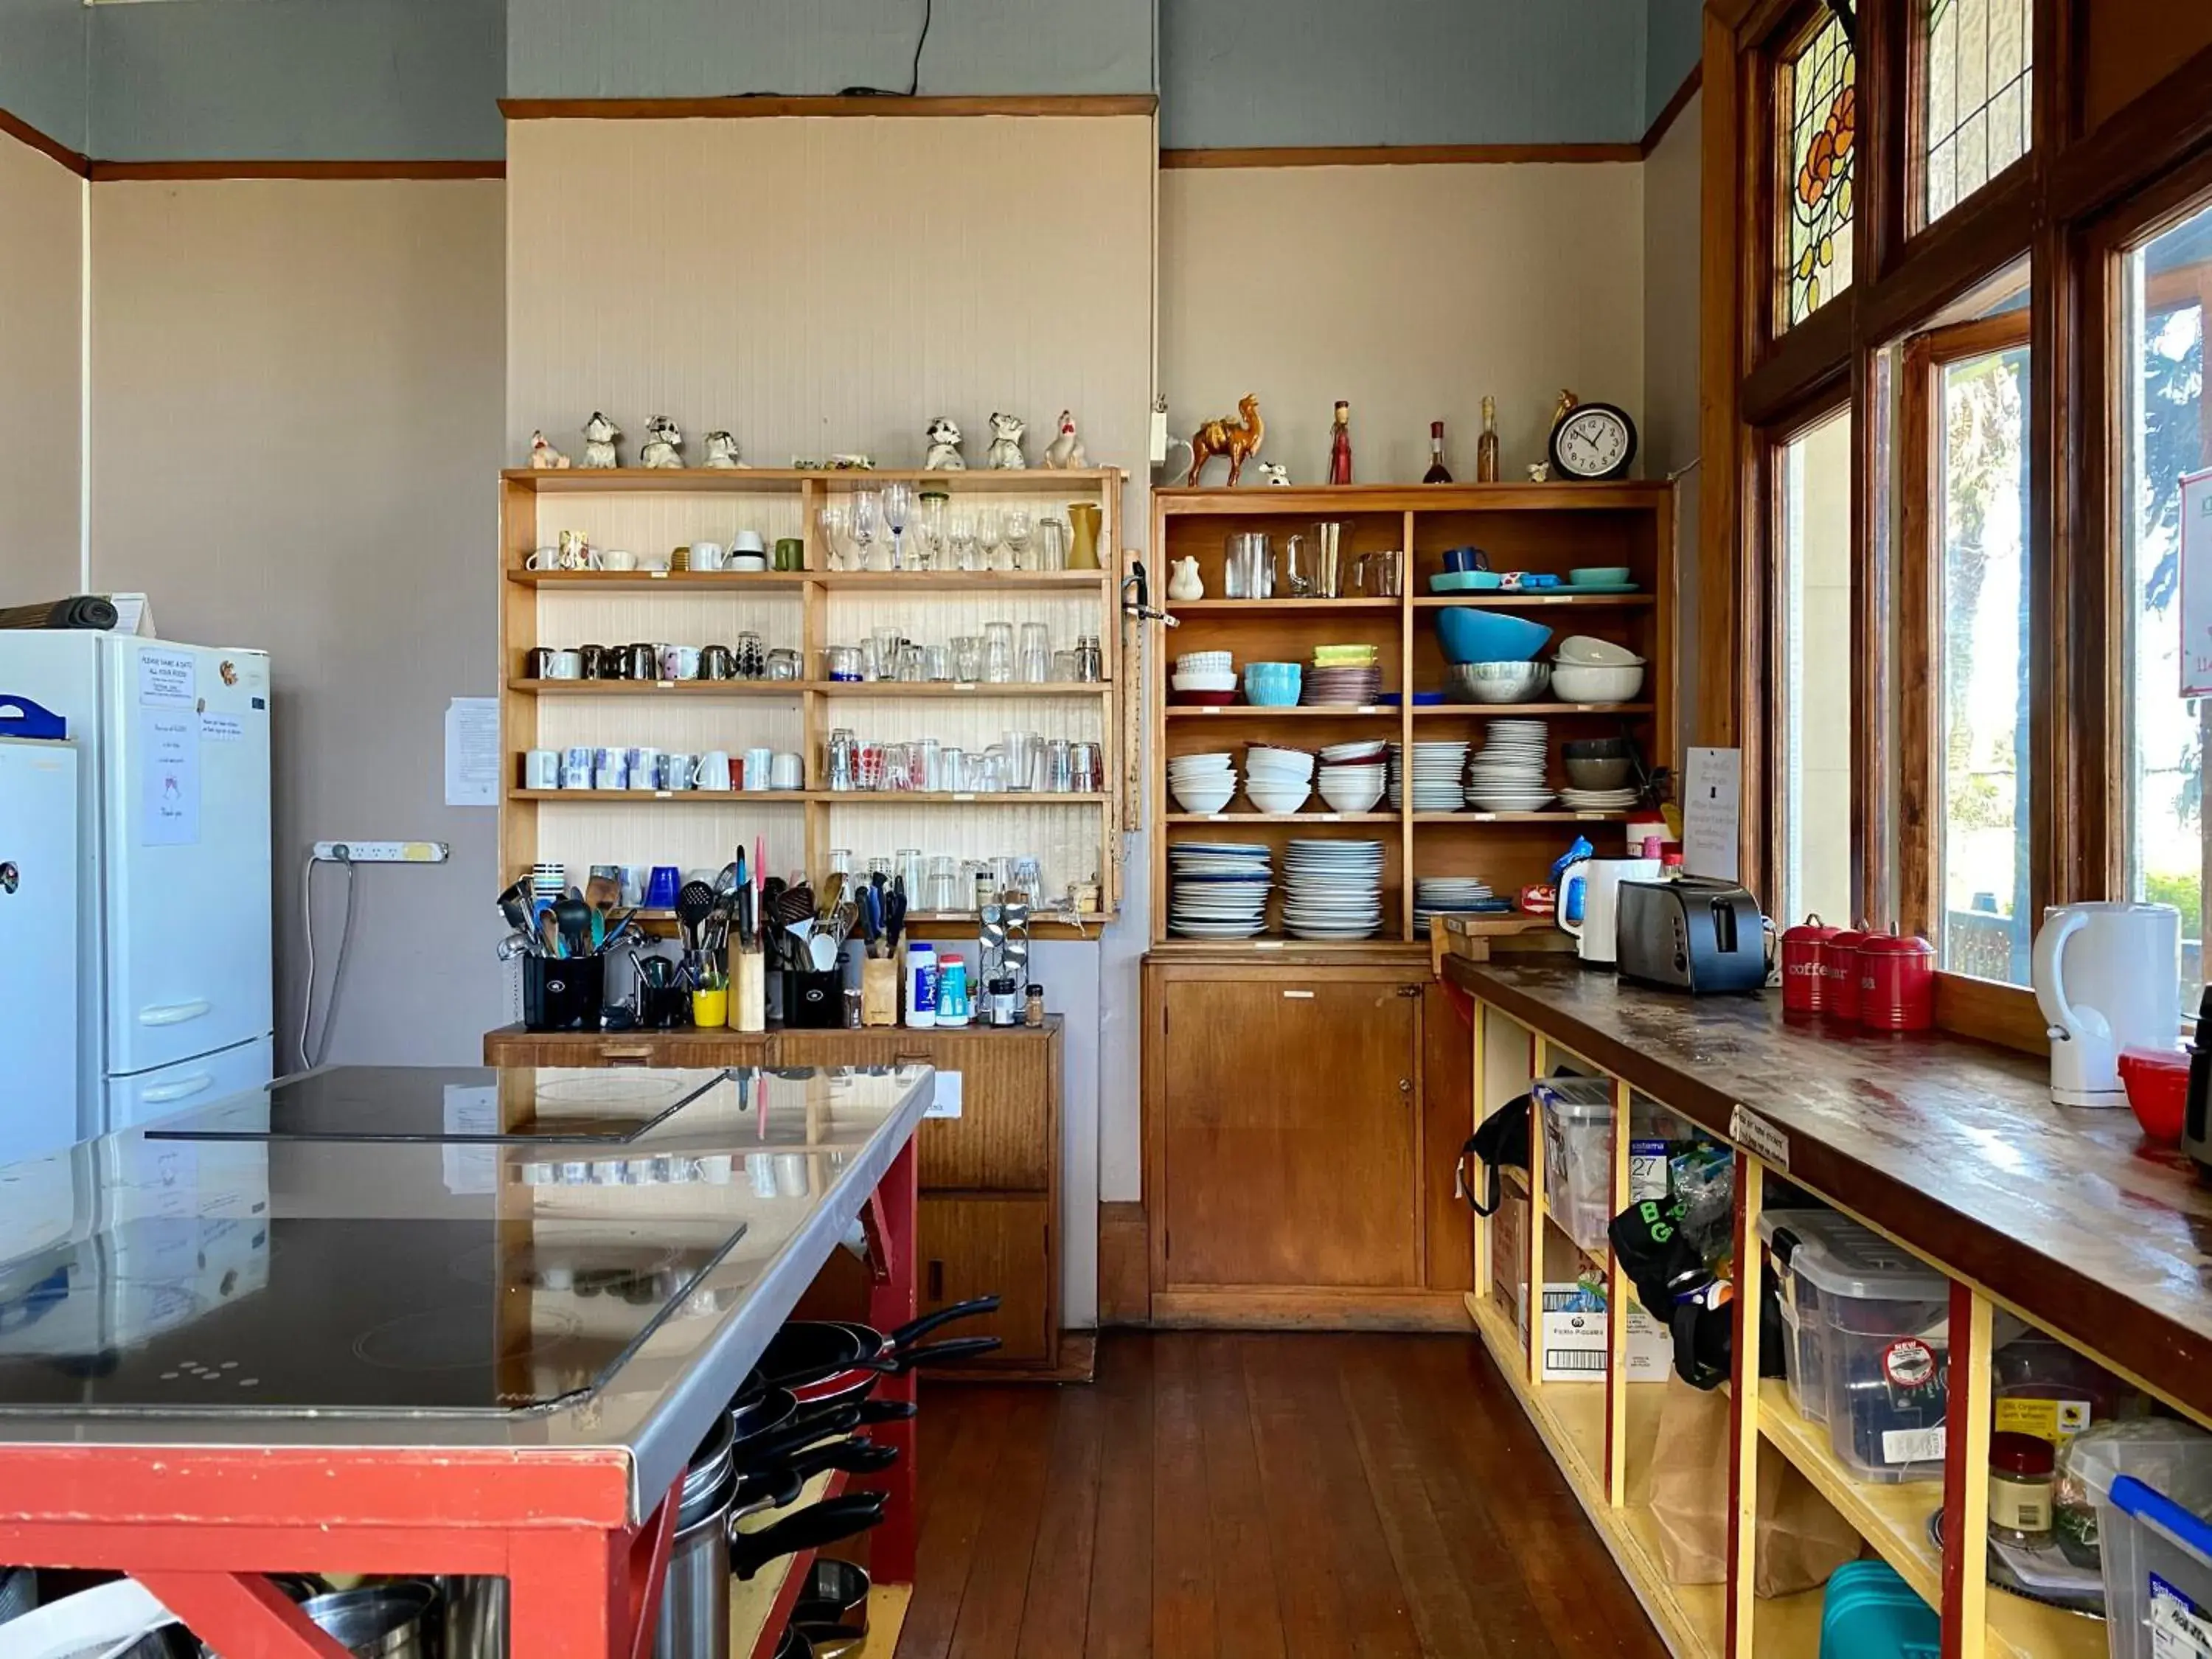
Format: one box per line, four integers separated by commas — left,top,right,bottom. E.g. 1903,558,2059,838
1434,607,1552,665
1317,739,1388,812
1551,634,1646,704
1446,661,1552,704
1172,649,1238,706
1388,740,1470,810
1464,720,1554,811
1169,751,1237,815
1303,644,1382,706
1243,661,1304,707
1244,744,1315,813
1168,841,1273,938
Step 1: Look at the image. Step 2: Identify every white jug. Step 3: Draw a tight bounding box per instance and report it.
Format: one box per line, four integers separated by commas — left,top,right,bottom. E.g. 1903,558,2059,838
2031,901,2181,1106
1166,556,1204,602
1558,857,1663,966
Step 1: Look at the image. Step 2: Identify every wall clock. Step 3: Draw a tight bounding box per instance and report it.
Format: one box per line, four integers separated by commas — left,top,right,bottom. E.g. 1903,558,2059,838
1548,395,1638,481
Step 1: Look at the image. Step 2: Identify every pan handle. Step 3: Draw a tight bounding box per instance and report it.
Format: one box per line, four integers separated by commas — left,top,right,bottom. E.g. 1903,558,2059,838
730,1492,888,1581
733,1403,863,1471
782,1435,899,1480
891,1335,1002,1371
886,1294,1001,1352
853,1398,918,1426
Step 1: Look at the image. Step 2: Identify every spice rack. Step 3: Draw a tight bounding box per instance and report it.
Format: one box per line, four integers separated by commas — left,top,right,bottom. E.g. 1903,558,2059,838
498,467,1127,932
1147,481,1674,951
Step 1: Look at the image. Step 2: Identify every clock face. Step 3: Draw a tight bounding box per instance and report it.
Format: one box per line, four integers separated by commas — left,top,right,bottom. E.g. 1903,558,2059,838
1554,406,1635,479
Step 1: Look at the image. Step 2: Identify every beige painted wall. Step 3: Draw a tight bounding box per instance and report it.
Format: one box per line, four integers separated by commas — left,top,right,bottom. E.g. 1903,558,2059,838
0,136,82,608
1160,162,1645,485
89,178,509,1068
1643,93,1702,758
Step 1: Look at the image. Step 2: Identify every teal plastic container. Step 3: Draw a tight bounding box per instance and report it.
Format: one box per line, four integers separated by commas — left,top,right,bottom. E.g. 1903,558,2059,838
1819,1561,1938,1659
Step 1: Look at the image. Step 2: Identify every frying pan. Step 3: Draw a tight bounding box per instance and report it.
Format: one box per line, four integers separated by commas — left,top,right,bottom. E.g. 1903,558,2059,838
730,1491,886,1582
756,1296,1003,1400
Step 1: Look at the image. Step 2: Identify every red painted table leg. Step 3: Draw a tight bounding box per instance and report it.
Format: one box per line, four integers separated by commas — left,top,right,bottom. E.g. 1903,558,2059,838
863,1135,919,1585
509,1526,625,1659
133,1570,352,1659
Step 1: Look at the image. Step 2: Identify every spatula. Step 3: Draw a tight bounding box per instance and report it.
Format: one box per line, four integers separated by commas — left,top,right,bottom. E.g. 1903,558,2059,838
676,881,720,953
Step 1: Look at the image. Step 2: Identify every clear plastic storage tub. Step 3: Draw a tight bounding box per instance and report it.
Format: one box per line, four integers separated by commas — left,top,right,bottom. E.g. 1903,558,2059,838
1534,1076,1616,1253
2103,1475,2212,1659
1757,1206,1950,1481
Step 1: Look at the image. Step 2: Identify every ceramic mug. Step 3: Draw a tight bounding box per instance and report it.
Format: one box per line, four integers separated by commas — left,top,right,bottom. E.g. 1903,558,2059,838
544,649,582,681
664,752,698,791
731,529,768,572
625,747,661,791
599,548,639,571
690,541,727,571
770,751,804,791
744,747,775,791
523,749,560,790
526,545,602,571
578,644,614,680
698,751,733,790
658,644,701,681
698,644,737,681
560,746,594,790
773,537,804,571
524,646,560,678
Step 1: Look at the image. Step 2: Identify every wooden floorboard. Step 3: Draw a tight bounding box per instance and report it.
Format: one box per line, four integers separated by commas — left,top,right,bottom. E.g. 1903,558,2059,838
900,1331,1669,1659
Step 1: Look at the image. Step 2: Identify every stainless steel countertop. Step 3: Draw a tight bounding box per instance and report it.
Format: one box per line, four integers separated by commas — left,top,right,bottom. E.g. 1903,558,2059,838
0,1064,933,1520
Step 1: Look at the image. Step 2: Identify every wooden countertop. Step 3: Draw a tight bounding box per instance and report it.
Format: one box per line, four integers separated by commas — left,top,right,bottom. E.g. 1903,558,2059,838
1444,957,2212,1408
485,1016,1060,1048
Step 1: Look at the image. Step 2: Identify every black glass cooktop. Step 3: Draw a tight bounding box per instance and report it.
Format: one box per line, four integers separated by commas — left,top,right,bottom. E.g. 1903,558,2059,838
145,1065,723,1144
0,1217,743,1416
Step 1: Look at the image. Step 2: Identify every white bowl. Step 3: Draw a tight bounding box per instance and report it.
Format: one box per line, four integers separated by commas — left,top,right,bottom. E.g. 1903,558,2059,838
1246,786,1312,814
1172,671,1239,692
1549,662,1646,703
1319,782,1385,813
1245,746,1317,780
1177,650,1233,673
1554,634,1644,668
1173,783,1237,814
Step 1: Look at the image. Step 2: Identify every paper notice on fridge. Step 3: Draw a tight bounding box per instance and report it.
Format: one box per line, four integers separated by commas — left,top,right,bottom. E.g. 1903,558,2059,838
201,713,243,743
442,1083,498,1194
137,648,195,708
139,707,201,845
1682,747,1742,882
443,697,501,807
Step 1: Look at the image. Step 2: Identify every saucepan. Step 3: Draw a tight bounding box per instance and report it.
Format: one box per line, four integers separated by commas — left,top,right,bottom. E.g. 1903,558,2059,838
196,1582,437,1658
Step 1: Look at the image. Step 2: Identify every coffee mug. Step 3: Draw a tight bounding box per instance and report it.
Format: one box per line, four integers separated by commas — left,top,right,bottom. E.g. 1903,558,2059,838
691,541,727,571
592,747,628,791
639,552,669,573
698,644,737,681
561,746,594,790
626,747,662,791
742,747,775,790
525,646,559,678
524,749,560,790
578,644,613,680
625,642,658,681
664,752,698,790
645,866,681,908
770,751,804,791
545,649,582,681
698,751,734,790
599,548,639,571
773,537,804,571
732,529,766,555
659,644,701,681
1444,546,1490,573
731,552,768,573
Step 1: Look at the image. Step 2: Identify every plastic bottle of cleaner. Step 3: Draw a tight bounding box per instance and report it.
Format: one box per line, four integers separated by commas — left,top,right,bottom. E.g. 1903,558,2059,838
936,953,971,1028
904,942,938,1029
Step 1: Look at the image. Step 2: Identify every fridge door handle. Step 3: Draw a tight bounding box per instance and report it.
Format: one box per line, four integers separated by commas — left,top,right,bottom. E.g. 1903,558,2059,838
139,1073,215,1105
136,1000,212,1027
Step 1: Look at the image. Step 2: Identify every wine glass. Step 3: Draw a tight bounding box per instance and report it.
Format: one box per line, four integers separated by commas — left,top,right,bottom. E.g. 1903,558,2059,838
817,503,851,571
949,511,978,571
1002,508,1034,571
880,481,916,571
849,490,879,572
977,507,1005,572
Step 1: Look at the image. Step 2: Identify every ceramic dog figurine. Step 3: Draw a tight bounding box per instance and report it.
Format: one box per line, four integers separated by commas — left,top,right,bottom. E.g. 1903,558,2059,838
1042,410,1087,470
529,430,571,469
582,412,621,468
703,431,744,468
1258,462,1291,487
985,411,1028,470
639,416,684,469
923,417,966,470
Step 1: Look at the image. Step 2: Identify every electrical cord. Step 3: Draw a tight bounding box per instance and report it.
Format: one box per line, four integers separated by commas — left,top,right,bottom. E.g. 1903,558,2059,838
838,0,931,96
299,849,358,1071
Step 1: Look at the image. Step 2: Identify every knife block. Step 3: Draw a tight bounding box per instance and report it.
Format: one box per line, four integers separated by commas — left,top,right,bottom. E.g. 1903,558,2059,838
861,956,899,1026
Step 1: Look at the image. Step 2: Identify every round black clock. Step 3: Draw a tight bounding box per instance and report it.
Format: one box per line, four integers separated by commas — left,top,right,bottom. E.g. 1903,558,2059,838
1548,400,1638,481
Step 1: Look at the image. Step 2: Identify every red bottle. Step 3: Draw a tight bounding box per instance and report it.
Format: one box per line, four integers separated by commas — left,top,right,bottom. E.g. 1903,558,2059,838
1781,914,1841,1015
1328,400,1354,485
1823,924,1871,1023
1858,933,1935,1032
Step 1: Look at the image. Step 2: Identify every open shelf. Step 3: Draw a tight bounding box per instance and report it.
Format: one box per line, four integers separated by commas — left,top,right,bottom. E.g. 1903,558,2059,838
504,465,1123,493
1409,701,1655,717
510,678,1113,698
1166,703,1395,719
1166,597,1402,613
1756,1381,1942,1606
507,569,808,591
1411,810,1636,824
1411,593,1656,608
810,568,1111,590
1164,811,1399,824
512,789,1106,804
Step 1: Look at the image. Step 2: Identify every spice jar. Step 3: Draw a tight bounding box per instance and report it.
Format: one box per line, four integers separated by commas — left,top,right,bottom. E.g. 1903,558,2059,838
1990,1432,2056,1548
1781,914,1840,1015
1023,984,1046,1027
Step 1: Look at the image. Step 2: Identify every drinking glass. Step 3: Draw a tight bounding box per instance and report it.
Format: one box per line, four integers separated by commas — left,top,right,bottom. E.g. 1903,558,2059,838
1037,517,1068,571
826,728,857,791
880,481,916,571
981,622,1014,684
895,642,925,682
766,647,801,681
1003,508,1034,571
926,855,961,912
850,490,880,571
896,847,925,896
1043,737,1073,793
951,636,984,681
828,848,855,875
1004,729,1040,792
1050,650,1079,682
975,749,1004,793
923,644,953,681
949,512,978,571
916,493,947,572
1012,855,1043,901
940,748,966,790
1018,622,1051,684
917,737,942,790
856,742,886,790
817,504,852,571
977,509,1005,571
1071,741,1102,793
872,625,905,679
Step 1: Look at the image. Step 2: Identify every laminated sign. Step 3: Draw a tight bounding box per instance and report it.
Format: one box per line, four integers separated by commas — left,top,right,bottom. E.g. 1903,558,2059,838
2180,467,2212,699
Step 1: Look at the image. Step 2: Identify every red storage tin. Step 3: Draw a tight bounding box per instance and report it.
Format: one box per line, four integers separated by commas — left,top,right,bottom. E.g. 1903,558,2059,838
1858,933,1935,1032
1781,914,1842,1014
1823,925,1872,1022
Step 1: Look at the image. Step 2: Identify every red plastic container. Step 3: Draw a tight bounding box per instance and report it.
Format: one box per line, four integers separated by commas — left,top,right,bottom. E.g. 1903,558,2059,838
1781,914,1842,1014
1857,933,1935,1032
2118,1046,2190,1141
1823,925,1872,1022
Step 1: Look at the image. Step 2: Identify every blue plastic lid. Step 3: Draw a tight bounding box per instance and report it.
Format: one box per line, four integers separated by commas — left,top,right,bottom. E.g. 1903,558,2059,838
2112,1475,2212,1557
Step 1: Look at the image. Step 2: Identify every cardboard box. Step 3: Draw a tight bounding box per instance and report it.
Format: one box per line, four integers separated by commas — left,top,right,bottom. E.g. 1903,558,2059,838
1540,1281,1676,1382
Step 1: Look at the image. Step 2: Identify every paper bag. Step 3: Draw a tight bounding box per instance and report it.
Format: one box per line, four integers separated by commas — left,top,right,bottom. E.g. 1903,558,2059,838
1644,1374,1862,1596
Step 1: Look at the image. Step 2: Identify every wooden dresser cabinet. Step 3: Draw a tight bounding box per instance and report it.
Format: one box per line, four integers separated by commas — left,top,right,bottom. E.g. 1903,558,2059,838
484,1018,1063,1375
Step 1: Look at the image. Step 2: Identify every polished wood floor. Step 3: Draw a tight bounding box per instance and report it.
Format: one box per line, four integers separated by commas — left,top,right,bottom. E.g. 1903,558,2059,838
896,1330,1669,1659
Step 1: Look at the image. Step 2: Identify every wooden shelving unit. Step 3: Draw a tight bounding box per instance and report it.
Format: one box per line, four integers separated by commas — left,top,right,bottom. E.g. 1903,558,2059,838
1147,481,1674,949
498,466,1127,925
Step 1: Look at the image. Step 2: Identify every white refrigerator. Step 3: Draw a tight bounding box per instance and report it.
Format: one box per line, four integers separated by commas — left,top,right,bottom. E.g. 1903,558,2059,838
0,633,274,1146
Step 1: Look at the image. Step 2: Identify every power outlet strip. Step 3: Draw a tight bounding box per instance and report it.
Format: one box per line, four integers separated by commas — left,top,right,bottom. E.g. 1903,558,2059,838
312,841,451,864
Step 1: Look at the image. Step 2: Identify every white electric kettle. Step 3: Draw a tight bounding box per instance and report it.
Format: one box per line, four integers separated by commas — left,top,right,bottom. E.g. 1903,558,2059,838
1559,857,1663,966
2031,901,2181,1106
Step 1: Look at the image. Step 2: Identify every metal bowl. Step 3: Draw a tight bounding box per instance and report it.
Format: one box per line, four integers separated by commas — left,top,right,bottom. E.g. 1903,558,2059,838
1445,661,1552,705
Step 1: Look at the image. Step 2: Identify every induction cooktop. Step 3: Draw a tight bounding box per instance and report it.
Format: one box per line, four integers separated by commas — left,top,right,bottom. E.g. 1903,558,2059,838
145,1066,726,1144
0,1217,744,1416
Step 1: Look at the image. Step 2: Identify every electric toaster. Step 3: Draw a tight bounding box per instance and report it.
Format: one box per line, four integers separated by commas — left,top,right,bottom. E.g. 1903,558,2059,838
1616,878,1769,995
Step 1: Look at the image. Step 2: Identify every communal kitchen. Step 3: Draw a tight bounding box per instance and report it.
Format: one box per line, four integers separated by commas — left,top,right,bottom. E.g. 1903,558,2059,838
4,1,2212,1655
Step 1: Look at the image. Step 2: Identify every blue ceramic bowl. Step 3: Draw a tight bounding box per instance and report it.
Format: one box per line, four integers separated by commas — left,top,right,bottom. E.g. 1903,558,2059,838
1242,661,1304,707
1428,571,1503,594
1433,607,1553,665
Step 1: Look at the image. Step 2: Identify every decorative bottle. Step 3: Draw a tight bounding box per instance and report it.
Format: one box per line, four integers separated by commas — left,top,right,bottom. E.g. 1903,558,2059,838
1327,400,1354,486
1424,420,1453,484
1477,396,1500,483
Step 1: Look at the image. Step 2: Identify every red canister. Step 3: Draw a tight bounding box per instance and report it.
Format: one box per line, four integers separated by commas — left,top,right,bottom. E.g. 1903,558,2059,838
1823,924,1872,1021
1857,933,1936,1032
1781,914,1842,1014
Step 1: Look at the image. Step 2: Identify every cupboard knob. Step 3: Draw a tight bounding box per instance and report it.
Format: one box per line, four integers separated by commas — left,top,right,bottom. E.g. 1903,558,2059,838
1399,1079,1413,1094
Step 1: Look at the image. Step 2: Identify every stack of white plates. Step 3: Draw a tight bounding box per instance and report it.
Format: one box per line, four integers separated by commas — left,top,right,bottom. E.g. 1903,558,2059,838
1465,720,1554,812
1167,841,1273,938
1559,785,1643,813
1388,741,1471,811
1169,751,1237,815
1414,875,1496,936
1245,744,1315,814
1281,839,1386,939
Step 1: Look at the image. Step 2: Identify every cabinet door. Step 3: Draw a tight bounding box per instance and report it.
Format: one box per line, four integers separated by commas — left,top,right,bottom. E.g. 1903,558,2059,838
1161,976,1420,1289
770,1032,1053,1190
918,1195,1052,1366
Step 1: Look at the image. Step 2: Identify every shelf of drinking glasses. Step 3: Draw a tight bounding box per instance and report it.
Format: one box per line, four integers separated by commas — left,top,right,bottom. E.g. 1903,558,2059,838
508,678,1113,698
511,790,1108,804
807,569,1112,591
509,789,813,803
504,569,810,591
1165,597,1401,613
500,465,1122,492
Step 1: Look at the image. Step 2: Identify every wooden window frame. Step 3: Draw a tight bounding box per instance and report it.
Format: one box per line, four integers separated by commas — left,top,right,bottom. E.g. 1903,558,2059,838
1902,0,2039,243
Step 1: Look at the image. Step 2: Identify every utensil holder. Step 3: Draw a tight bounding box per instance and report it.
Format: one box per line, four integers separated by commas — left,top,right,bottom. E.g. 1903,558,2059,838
523,954,604,1032
764,968,786,1025
861,957,899,1026
732,951,766,1033
787,967,844,1029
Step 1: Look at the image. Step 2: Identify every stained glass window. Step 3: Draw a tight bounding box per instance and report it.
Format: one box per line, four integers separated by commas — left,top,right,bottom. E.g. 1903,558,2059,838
1784,13,1857,328
1926,0,2033,223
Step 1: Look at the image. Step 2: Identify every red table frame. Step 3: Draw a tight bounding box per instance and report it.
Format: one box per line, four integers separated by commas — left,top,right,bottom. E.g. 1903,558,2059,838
0,1138,919,1659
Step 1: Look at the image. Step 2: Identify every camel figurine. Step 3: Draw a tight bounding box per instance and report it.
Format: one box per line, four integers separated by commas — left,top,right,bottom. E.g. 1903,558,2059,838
1185,394,1265,487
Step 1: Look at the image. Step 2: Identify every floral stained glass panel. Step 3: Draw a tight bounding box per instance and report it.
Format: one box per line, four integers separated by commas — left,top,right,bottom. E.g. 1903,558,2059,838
1786,13,1857,328
1926,0,2033,223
